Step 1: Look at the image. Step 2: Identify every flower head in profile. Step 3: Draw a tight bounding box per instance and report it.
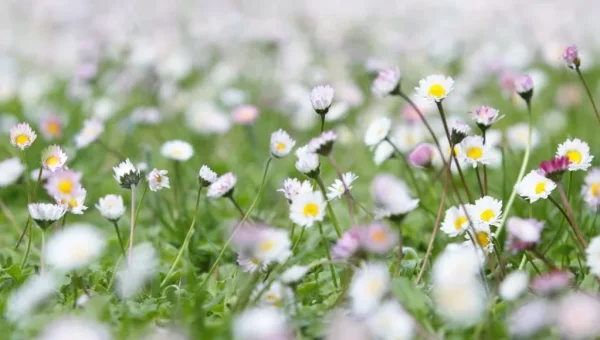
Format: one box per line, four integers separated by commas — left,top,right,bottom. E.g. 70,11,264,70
0,157,24,187
441,205,471,237
416,74,454,102
562,45,580,69
10,122,37,150
28,203,67,230
113,159,141,189
39,114,64,140
45,223,106,271
538,156,570,181
364,117,392,147
270,129,295,158
514,75,534,100
459,136,495,168
278,178,312,203
371,66,401,97
327,172,358,200
332,228,361,259
408,143,435,168
308,130,337,156
231,104,259,125
147,169,170,192
471,106,503,129
506,217,544,252
115,242,158,299
349,262,390,316
295,146,320,176
289,190,326,227
96,194,125,221
582,168,600,210
41,145,68,172
467,196,502,226
74,119,104,149
451,119,471,144
207,172,237,198
359,222,399,254
556,138,593,171
515,170,557,203
310,85,335,114
198,165,218,187
161,140,194,161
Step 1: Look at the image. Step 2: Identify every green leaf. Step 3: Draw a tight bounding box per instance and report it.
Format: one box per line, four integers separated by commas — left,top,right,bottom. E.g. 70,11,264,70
390,277,432,316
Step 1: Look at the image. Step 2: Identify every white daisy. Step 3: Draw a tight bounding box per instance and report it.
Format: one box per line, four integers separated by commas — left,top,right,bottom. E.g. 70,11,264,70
364,117,392,147
586,236,600,277
556,138,593,171
45,223,106,271
308,130,338,156
55,187,88,215
115,242,158,299
371,174,419,218
237,252,268,274
252,228,291,266
506,123,540,151
465,222,495,254
113,158,140,189
289,191,326,227
199,165,218,187
371,66,401,97
233,307,291,340
515,170,557,203
270,129,296,158
280,265,310,284
5,273,61,322
36,317,111,340
391,124,427,153
310,85,335,113
161,140,194,161
96,194,126,221
416,74,454,102
326,172,358,200
207,172,237,198
467,196,503,226
431,138,466,172
582,168,600,210
459,136,495,168
367,300,414,340
10,122,37,150
28,203,67,229
295,146,320,174
349,262,390,316
147,169,170,192
74,119,104,149
0,157,24,187
253,281,294,308
41,145,68,172
277,178,313,202
441,205,471,237
373,139,395,166
451,119,471,142
499,271,529,301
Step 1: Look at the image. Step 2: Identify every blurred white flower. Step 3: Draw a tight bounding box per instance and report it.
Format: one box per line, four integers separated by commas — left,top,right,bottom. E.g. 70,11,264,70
364,117,391,147
233,307,292,340
499,271,529,301
116,242,158,299
45,223,106,271
96,195,125,221
270,129,296,158
147,169,170,192
36,317,111,340
367,300,414,340
281,265,310,284
0,157,24,187
207,172,237,198
5,273,61,322
161,140,194,162
74,119,104,149
506,123,540,151
349,262,389,316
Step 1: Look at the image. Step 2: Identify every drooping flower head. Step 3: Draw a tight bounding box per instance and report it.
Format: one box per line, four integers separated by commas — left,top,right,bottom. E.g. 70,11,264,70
408,143,435,168
471,106,503,130
308,130,337,156
41,145,68,172
96,194,126,221
562,45,580,69
231,104,259,125
147,169,170,192
538,156,570,181
310,85,335,115
113,159,141,189
198,165,218,187
514,75,534,101
28,203,67,230
270,129,295,158
556,138,593,171
10,122,37,150
505,217,545,252
451,119,471,144
371,66,401,97
207,172,237,198
416,74,454,102
160,140,194,161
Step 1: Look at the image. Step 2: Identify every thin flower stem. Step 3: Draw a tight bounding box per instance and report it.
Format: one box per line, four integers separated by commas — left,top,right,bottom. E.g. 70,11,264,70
496,100,533,236
20,221,33,268
228,196,247,218
482,131,489,196
315,175,343,237
385,138,422,197
327,154,356,226
416,167,449,284
32,167,43,201
15,217,30,249
576,68,600,125
556,183,587,251
319,114,326,133
530,248,557,270
60,213,68,229
128,186,136,264
40,230,45,277
524,251,541,275
20,150,32,203
173,161,181,219
96,139,126,159
475,167,485,198
195,157,273,290
112,220,126,256
292,225,306,253
492,240,506,279
393,227,404,277
317,222,339,289
161,186,203,286
435,101,474,203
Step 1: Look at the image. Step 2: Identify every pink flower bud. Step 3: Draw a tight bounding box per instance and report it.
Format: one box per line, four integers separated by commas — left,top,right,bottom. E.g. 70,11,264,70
408,143,435,168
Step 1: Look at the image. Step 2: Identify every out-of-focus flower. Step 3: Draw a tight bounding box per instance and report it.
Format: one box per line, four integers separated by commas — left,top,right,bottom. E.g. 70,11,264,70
289,190,326,227
74,119,104,149
327,172,358,200
359,222,398,254
367,300,414,339
36,317,111,340
45,169,82,198
232,105,259,125
332,228,361,259
161,140,194,162
416,74,454,102
185,102,232,135
586,236,600,277
113,159,141,189
251,228,291,267
557,292,600,339
464,222,495,254
237,252,268,274
96,195,125,222
506,123,540,151
310,85,335,114
28,203,67,230
556,138,593,171
349,262,389,316
499,271,529,301
364,117,391,147
515,170,557,203
91,97,118,121
147,169,170,192
39,114,65,140
10,122,37,150
281,265,310,284
207,172,237,198
467,196,503,226
506,217,544,252
531,270,573,296
408,143,435,168
295,146,320,175
115,242,158,299
253,281,294,309
45,223,106,271
5,273,61,322
509,299,555,338
441,205,471,237
270,129,295,158
55,187,88,215
373,139,395,166
233,307,292,340
371,66,401,97
562,45,580,69
41,145,68,172
582,168,600,210
371,173,419,221
515,75,534,100
278,178,313,203
0,157,24,187
451,119,471,144
325,309,371,340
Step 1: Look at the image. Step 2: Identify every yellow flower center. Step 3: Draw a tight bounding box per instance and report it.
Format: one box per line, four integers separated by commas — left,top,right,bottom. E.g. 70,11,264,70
535,182,546,194
47,122,61,136
303,203,319,217
371,230,386,243
480,209,495,222
592,183,600,197
566,150,582,164
259,240,275,252
172,150,182,156
69,198,78,208
367,280,382,296
377,128,384,135
466,146,483,160
454,216,467,230
428,84,446,99
58,180,73,194
250,257,261,265
406,134,415,145
45,156,60,167
476,231,490,247
15,134,30,146
447,146,461,157
155,174,162,183
276,142,286,150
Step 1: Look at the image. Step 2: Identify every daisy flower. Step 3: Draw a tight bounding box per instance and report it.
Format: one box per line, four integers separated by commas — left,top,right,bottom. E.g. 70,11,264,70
471,106,503,129
586,236,600,277
28,203,67,230
45,223,106,271
562,45,580,69
451,119,471,144
515,170,557,202
505,217,545,252
0,157,24,187
499,271,529,301
36,317,111,340
373,139,395,166
359,222,399,254
198,165,218,187
96,194,125,221
113,159,141,189
371,173,419,220
289,190,326,227
465,223,495,254
310,85,335,114
251,228,291,266
4,273,60,322
416,74,454,102
582,168,600,210
55,187,88,215
280,265,310,284
531,270,573,296
231,104,259,125
432,138,465,171
161,140,194,161
459,135,495,168
557,293,600,340
538,156,570,181
349,262,390,316
295,146,320,175
147,169,170,192
10,122,37,150
270,129,295,158
332,228,361,259
253,281,294,309
74,119,104,149
115,242,158,299
408,143,435,168
364,117,392,147
556,138,593,171
440,205,471,237
468,196,503,226
207,172,237,198
433,244,483,287
391,124,427,153
277,178,313,202
237,252,268,274
233,307,292,340
509,299,555,338
367,300,414,340
41,145,68,172
39,114,64,140
506,123,540,151
308,130,337,156
326,172,358,200
371,66,401,97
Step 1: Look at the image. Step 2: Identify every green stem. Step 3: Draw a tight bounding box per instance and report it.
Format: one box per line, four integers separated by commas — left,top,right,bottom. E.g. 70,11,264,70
194,157,273,290
318,222,338,289
228,196,247,218
319,114,325,133
20,150,32,203
292,225,306,253
20,219,33,268
385,138,422,197
161,186,204,286
475,167,485,198
315,176,342,237
128,186,136,264
482,130,489,196
576,68,600,126
32,167,43,201
112,220,126,256
40,230,45,276
173,161,181,219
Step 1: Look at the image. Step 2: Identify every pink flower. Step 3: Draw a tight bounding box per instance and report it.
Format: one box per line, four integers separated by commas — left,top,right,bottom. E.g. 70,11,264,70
408,143,435,168
505,217,544,252
308,130,338,156
531,270,573,296
44,169,83,198
231,105,259,125
39,114,65,140
515,75,534,97
499,70,517,94
332,228,360,259
371,66,401,97
538,156,569,181
562,45,580,69
472,106,502,127
359,222,398,254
